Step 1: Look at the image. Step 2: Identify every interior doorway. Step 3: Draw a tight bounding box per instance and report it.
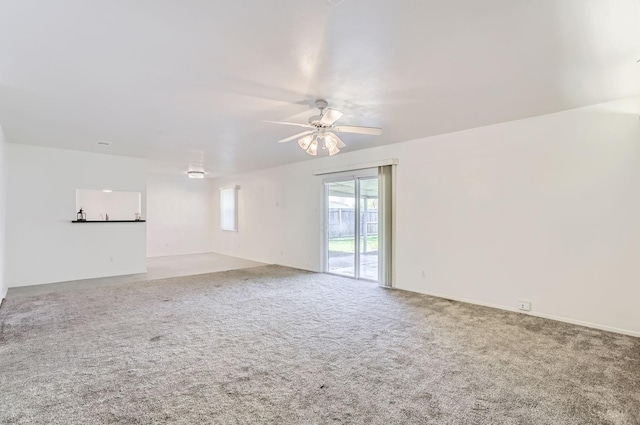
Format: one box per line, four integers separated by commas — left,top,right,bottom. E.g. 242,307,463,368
325,176,379,281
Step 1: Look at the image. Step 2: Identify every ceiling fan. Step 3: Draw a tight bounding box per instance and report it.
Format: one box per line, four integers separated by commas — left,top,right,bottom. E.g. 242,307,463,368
266,99,382,156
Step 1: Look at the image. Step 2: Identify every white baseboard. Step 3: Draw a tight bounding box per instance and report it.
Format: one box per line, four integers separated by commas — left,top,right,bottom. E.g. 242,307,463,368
394,288,640,338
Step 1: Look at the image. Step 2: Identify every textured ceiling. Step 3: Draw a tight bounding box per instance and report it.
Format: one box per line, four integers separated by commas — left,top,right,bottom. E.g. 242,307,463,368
0,0,638,176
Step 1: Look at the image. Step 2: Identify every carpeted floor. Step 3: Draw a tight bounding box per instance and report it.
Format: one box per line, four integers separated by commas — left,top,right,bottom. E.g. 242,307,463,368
1,266,639,424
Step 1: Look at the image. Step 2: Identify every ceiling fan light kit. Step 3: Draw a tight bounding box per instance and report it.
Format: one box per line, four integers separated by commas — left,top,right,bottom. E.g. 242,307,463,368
268,99,382,156
187,170,205,179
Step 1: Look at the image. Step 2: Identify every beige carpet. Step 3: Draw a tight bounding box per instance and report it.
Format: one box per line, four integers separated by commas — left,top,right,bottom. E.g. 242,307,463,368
1,265,639,424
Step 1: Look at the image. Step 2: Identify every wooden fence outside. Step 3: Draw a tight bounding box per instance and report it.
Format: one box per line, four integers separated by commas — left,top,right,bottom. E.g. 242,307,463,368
328,208,378,239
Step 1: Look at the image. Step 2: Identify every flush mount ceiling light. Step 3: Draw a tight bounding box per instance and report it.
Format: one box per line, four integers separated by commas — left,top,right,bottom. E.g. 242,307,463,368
187,171,205,179
266,99,382,156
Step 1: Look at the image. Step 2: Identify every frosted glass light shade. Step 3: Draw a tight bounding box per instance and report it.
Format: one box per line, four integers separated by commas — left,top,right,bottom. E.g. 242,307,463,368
324,133,338,150
306,139,318,156
298,134,314,150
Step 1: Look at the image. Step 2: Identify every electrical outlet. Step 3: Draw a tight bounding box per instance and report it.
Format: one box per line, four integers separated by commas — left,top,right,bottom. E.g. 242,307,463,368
517,300,531,311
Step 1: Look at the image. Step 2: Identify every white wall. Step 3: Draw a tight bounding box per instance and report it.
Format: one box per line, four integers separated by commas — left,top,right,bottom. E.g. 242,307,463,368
211,97,640,337
0,125,7,299
146,174,214,257
210,162,319,271
6,144,147,287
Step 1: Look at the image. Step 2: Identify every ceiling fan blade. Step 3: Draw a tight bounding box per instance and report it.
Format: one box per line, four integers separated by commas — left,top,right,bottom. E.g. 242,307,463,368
265,120,314,129
334,125,383,136
320,108,344,126
275,130,314,144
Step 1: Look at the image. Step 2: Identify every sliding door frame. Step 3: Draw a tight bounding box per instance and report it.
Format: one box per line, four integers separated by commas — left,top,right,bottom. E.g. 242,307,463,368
322,170,379,282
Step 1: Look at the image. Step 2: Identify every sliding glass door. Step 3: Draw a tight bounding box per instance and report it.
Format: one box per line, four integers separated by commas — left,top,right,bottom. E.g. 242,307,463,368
359,178,379,280
325,176,379,282
326,180,357,277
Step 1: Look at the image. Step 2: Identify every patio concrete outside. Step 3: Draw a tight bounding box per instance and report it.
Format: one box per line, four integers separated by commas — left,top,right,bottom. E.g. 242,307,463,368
327,251,378,281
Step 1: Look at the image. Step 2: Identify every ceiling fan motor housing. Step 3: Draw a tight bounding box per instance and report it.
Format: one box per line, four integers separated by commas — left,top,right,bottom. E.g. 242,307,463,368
309,99,330,126
314,99,329,110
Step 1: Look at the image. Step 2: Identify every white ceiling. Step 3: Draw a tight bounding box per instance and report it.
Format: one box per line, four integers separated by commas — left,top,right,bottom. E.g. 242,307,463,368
1,0,638,177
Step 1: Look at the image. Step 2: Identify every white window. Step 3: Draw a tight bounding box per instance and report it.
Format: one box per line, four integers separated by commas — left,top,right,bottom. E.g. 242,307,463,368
219,186,239,231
